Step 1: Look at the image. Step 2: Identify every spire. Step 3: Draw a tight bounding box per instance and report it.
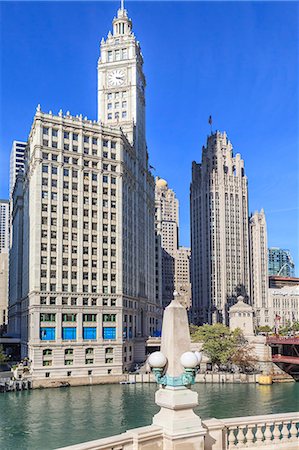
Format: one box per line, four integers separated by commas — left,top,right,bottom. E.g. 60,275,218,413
113,0,132,36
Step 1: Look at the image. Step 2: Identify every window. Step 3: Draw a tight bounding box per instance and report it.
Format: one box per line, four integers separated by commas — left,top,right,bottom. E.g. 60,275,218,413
83,327,96,340
43,127,49,135
62,327,77,340
43,349,52,356
103,314,116,322
40,327,56,341
107,113,112,120
83,314,97,322
64,132,69,139
108,51,113,62
64,168,69,177
52,166,58,175
40,313,56,322
42,165,48,173
43,360,52,366
103,175,108,183
62,314,77,322
73,134,78,141
107,103,112,110
65,360,73,366
122,111,127,118
52,129,58,137
103,327,116,340
65,348,73,355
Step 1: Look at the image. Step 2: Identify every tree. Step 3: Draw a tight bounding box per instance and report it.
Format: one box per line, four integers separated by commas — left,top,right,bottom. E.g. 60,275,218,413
231,344,258,373
191,323,244,367
0,345,7,364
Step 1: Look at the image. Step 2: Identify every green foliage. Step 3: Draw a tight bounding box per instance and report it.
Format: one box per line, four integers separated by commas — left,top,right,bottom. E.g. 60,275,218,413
0,345,7,364
292,322,299,332
191,323,245,367
256,325,272,334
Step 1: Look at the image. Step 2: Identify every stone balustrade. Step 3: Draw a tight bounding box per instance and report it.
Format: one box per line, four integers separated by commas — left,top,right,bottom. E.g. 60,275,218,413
203,412,299,450
59,413,298,450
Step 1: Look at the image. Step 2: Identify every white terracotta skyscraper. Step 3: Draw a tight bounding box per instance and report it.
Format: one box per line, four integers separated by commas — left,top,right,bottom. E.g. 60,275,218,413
9,3,160,380
249,209,269,326
190,131,250,324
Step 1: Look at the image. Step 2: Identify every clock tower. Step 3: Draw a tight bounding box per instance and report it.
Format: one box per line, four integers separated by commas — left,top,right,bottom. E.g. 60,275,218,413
97,2,146,154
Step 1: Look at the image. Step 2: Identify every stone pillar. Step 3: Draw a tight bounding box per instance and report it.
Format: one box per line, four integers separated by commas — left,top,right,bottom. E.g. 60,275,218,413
151,293,206,449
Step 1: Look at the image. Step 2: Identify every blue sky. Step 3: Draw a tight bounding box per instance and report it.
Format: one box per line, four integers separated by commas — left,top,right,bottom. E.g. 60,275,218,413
0,1,298,273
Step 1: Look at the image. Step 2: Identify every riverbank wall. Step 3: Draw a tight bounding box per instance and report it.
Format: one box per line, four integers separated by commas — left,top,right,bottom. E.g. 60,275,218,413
29,369,294,389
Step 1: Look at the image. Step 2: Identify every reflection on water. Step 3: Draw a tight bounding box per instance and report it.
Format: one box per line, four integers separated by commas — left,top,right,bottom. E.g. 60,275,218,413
0,382,298,450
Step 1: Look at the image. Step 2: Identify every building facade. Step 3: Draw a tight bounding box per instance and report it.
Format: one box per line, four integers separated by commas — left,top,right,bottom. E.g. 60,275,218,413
190,131,250,325
269,286,299,327
268,247,295,277
10,141,26,198
0,200,9,327
9,4,161,379
174,247,191,309
0,200,9,254
0,253,8,327
249,209,269,326
155,178,179,307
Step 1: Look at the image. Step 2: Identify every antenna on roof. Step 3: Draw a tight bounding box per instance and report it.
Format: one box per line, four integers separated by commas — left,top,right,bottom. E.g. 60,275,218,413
120,0,124,10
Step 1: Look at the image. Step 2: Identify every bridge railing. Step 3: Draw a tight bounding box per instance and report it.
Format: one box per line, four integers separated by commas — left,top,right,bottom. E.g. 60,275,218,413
203,412,299,450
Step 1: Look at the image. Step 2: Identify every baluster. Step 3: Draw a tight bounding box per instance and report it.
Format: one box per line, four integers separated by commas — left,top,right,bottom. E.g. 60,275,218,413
228,427,236,449
289,420,298,441
272,421,282,444
255,423,264,446
235,427,245,449
263,422,273,445
281,421,290,441
245,425,255,447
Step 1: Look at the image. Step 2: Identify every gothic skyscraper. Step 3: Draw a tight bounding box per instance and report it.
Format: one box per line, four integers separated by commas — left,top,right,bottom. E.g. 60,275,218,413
190,131,250,325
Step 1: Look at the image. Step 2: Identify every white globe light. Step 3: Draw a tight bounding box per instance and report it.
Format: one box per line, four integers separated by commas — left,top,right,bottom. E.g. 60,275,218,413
195,351,202,364
148,351,167,368
180,352,198,369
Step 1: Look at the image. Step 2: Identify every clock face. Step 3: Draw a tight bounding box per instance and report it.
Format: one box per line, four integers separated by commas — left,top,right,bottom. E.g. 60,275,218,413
108,69,126,87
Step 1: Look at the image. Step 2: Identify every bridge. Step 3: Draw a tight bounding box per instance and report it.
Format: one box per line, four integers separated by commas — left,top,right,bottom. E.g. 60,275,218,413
267,336,299,381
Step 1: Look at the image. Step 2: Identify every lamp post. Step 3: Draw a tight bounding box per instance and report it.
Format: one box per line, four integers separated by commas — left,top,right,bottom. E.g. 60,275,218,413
147,291,206,449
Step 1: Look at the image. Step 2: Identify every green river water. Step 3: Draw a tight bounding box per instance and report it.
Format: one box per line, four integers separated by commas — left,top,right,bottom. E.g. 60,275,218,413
0,382,298,450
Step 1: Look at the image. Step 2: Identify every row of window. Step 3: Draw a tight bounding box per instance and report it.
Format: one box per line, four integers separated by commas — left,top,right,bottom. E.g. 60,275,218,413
40,284,117,294
40,297,117,306
107,48,128,62
40,313,116,322
40,326,116,341
107,111,127,120
43,128,117,148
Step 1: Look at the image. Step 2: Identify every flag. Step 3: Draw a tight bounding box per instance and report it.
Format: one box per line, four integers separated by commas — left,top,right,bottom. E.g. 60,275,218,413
208,115,212,125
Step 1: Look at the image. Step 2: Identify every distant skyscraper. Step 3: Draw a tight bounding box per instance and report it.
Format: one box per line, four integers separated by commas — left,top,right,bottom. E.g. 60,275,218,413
0,200,9,327
10,141,26,197
249,209,269,326
0,200,9,253
9,4,161,379
175,247,191,309
155,178,179,307
154,178,191,309
190,131,250,325
268,248,295,277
